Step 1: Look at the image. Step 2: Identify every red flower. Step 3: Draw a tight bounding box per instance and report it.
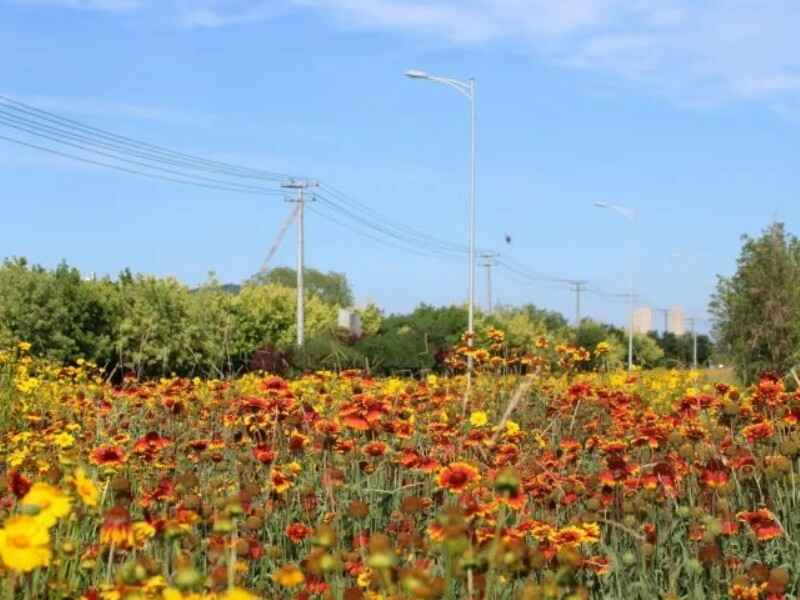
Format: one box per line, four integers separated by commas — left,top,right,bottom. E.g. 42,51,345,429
741,421,775,444
133,431,171,461
361,441,388,458
701,459,729,489
100,505,135,548
285,522,313,544
738,508,783,541
252,445,276,464
437,462,480,493
8,469,31,499
90,444,127,467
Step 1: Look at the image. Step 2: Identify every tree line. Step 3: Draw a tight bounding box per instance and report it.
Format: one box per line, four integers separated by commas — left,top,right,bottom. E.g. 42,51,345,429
0,256,716,379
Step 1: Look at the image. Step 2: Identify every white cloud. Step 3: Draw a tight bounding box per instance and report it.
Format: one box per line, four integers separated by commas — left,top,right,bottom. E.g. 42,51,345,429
9,0,800,113
290,0,800,112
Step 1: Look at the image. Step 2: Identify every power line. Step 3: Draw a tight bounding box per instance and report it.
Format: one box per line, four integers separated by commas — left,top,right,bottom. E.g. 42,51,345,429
0,133,284,196
0,111,285,196
0,96,292,182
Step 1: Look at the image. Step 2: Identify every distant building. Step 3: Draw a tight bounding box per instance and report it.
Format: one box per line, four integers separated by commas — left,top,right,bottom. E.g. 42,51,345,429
668,305,685,335
632,307,653,334
338,308,363,338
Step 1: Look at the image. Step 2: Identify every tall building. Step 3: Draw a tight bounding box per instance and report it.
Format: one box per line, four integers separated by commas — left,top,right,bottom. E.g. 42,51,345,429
667,305,685,335
632,307,653,334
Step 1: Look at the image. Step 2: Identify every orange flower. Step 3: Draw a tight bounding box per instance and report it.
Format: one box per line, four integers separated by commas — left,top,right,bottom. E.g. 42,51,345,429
89,445,127,468
100,505,135,549
361,441,388,458
252,445,276,464
132,431,171,461
271,469,293,494
437,462,480,493
741,421,775,444
738,509,783,541
701,460,730,489
285,522,313,544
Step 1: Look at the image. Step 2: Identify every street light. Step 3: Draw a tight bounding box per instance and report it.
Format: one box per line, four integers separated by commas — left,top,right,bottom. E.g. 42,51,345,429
594,202,638,370
406,68,477,403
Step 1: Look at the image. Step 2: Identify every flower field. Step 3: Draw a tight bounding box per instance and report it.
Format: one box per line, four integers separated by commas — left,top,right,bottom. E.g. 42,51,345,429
1,337,799,599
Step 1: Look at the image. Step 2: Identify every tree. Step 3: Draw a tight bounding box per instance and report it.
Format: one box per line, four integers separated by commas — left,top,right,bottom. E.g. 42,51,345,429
633,334,664,368
354,305,468,374
0,258,116,364
710,223,800,383
574,320,625,370
647,331,714,368
483,305,569,354
250,267,354,307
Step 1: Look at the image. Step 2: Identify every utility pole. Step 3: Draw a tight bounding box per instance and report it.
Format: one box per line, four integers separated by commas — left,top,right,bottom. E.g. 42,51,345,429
281,179,318,347
687,317,698,369
654,308,669,334
479,253,498,314
568,281,589,326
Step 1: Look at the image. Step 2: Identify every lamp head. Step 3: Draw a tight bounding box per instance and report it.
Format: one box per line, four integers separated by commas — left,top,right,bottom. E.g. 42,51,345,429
405,69,429,79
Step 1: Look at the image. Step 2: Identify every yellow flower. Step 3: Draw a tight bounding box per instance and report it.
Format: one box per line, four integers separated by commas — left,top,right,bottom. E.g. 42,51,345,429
272,563,305,588
17,341,32,352
21,483,72,527
469,411,488,427
357,567,374,588
384,378,404,395
70,468,99,508
8,449,28,468
52,432,75,449
221,589,260,600
0,515,51,572
505,420,520,436
133,521,157,545
162,589,203,600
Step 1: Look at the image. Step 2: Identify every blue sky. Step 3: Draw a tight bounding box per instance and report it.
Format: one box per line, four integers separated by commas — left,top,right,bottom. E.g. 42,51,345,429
3,0,800,331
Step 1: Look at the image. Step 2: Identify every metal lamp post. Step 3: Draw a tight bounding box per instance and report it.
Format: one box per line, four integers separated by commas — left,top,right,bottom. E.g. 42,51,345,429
406,69,477,399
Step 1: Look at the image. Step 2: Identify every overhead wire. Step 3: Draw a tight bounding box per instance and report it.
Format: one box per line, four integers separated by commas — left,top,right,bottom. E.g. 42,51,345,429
0,133,287,196
0,96,293,182
0,110,285,196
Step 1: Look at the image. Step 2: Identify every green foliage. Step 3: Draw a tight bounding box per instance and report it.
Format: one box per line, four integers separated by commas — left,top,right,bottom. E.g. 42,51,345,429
647,331,713,368
573,319,625,369
0,260,342,379
112,274,200,377
354,304,468,373
355,302,383,337
710,222,800,383
0,258,116,364
632,333,664,368
250,267,354,307
236,283,336,352
292,332,366,373
482,304,569,354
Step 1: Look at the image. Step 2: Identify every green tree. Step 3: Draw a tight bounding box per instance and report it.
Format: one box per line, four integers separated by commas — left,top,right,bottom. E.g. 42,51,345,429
0,258,116,363
111,274,200,378
355,302,383,338
250,267,354,307
483,305,569,354
355,305,468,374
633,334,664,368
710,223,800,383
235,283,337,352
